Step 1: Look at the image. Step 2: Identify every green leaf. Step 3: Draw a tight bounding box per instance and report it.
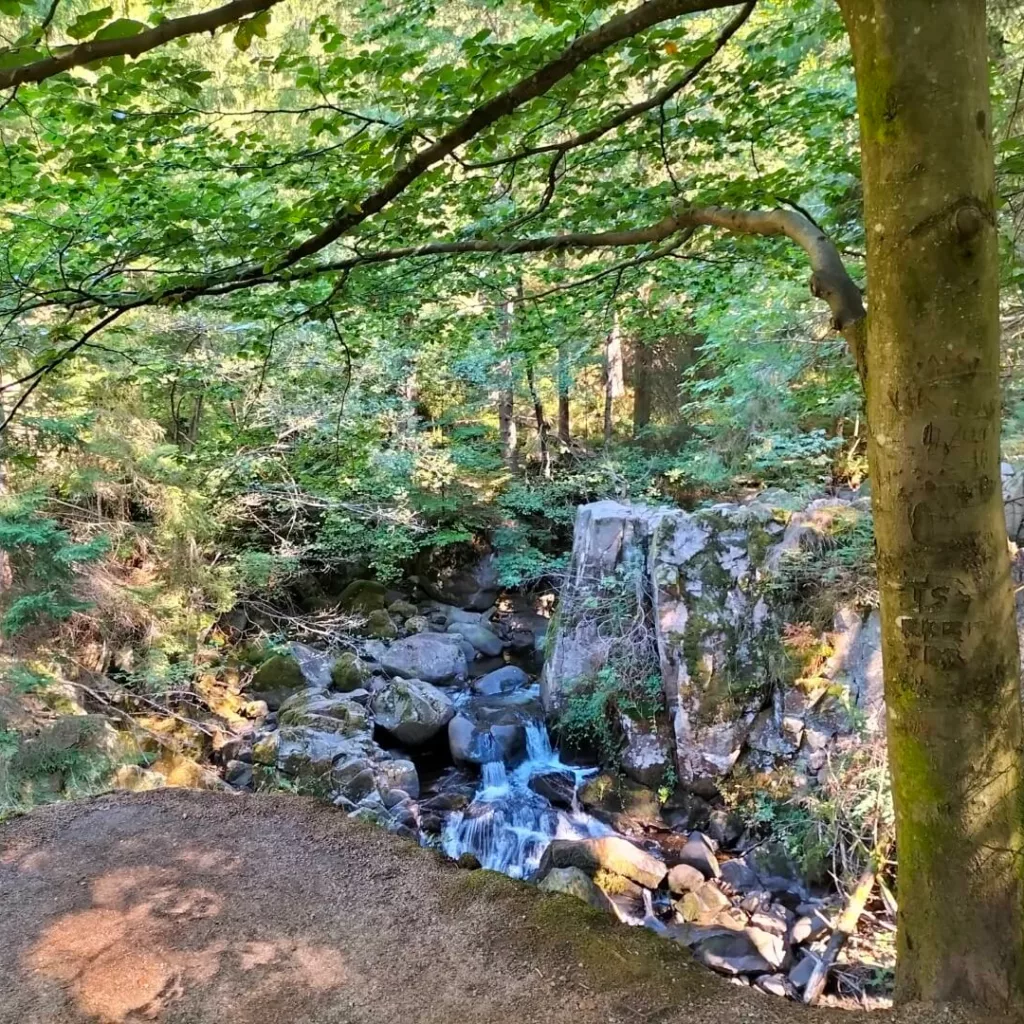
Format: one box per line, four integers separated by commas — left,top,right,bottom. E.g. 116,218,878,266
67,7,113,39
93,18,146,41
0,45,42,70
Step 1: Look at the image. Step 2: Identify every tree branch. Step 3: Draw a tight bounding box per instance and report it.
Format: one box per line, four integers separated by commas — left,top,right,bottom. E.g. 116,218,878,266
465,0,756,170
0,0,286,90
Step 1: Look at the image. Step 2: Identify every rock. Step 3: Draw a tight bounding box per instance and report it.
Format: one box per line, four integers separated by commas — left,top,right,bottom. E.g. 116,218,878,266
473,665,529,695
693,931,773,976
404,614,429,633
458,640,478,665
278,691,369,735
788,951,821,991
420,553,500,611
720,858,760,892
677,882,731,923
388,599,419,620
790,909,831,945
363,609,398,639
537,836,667,889
251,731,280,765
224,760,254,789
331,652,371,691
448,712,524,766
111,764,167,792
457,852,482,870
446,607,482,625
593,870,648,921
509,629,535,652
248,654,307,710
332,759,378,802
746,843,808,902
744,925,787,969
705,808,745,850
528,770,577,808
370,678,455,745
447,623,503,656
382,634,468,684
750,905,792,938
619,715,674,789
376,757,420,799
578,772,663,829
818,606,885,734
677,832,720,880
289,642,335,688
277,727,371,787
754,974,794,999
667,863,706,895
539,866,612,911
338,579,388,614
383,788,410,809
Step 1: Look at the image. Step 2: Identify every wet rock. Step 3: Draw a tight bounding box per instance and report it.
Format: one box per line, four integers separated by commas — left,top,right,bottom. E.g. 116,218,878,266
677,831,720,880
370,678,455,745
382,634,468,684
473,665,529,695
528,770,577,808
338,579,388,614
278,691,369,735
693,931,773,976
578,772,663,829
448,623,503,657
539,866,611,911
667,863,706,895
248,654,308,710
331,652,371,691
421,791,472,813
537,836,667,889
448,711,525,766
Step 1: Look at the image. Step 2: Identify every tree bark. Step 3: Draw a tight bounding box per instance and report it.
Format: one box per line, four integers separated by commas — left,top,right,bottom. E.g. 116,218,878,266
557,343,571,446
840,0,1024,1007
604,312,624,444
632,338,652,436
526,362,551,479
497,296,518,471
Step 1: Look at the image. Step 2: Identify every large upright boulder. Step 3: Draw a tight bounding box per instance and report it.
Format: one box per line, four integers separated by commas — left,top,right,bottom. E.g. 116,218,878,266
370,678,455,745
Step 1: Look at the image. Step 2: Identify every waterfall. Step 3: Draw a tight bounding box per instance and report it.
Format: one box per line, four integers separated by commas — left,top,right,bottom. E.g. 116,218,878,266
442,719,610,879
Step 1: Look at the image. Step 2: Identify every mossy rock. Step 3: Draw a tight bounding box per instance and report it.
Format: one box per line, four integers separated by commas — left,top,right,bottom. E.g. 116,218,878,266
388,599,419,620
331,652,371,691
248,654,306,710
338,579,388,614
362,609,398,639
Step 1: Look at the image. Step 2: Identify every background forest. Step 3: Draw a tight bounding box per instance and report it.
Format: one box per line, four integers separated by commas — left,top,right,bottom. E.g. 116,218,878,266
3,0,1024,1010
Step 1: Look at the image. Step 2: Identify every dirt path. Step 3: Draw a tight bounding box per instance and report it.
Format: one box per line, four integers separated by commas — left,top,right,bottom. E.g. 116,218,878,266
0,790,999,1024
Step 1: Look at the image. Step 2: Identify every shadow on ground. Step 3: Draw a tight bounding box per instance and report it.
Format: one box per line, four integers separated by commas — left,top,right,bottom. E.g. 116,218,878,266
0,790,1004,1024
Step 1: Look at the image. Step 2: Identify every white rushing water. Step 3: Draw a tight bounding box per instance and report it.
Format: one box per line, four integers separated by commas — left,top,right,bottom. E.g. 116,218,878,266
442,721,612,879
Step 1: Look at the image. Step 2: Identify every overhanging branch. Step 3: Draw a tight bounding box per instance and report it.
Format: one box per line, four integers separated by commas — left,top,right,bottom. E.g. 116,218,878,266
0,0,285,90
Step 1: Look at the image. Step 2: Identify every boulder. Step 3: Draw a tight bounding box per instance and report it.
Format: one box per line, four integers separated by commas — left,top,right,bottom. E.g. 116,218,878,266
528,770,577,808
388,599,419,620
676,881,732,924
447,622,503,656
539,866,612,911
224,760,254,789
370,678,455,745
420,553,500,611
667,863,706,895
289,642,335,688
448,712,523,766
331,652,371,691
537,836,667,890
719,858,760,893
382,634,468,684
692,931,773,976
676,832,721,880
375,757,420,799
248,654,307,710
473,664,529,695
405,615,429,633
277,727,372,789
363,609,398,639
278,691,369,735
578,772,663,829
338,579,388,614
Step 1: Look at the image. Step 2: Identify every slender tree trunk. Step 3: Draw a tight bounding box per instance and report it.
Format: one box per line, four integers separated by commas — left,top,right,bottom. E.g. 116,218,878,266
603,312,624,444
556,342,571,446
632,338,652,435
526,362,551,479
841,0,1024,1007
496,295,518,471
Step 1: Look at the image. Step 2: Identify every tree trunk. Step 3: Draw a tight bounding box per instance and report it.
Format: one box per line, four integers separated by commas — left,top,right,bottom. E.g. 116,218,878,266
556,342,571,446
632,338,652,435
603,312,624,444
526,361,551,479
496,295,518,471
841,0,1024,1006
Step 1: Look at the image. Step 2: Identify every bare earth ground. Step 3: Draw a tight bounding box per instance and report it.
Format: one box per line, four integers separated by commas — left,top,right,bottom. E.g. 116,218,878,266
0,790,1011,1024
